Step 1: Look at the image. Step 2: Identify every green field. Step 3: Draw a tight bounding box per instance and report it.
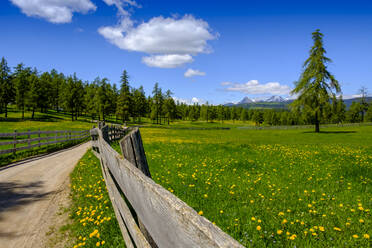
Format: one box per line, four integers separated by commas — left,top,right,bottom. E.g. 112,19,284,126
139,126,372,247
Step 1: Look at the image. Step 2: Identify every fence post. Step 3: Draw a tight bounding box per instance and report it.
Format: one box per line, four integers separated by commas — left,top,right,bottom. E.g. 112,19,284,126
119,127,156,247
13,130,17,155
38,129,41,148
28,129,31,149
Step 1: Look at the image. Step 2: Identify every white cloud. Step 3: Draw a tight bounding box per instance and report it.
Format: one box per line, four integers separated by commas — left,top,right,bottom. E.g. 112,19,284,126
102,0,139,16
10,0,96,23
184,68,206,78
173,96,205,105
142,54,193,68
98,12,217,68
223,80,291,95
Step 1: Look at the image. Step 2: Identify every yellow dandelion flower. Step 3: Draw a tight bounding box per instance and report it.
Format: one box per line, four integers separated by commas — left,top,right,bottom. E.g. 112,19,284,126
198,211,203,215
353,234,359,239
277,230,283,235
256,226,261,231
319,226,325,232
363,234,370,239
289,234,297,240
333,227,342,231
96,241,100,247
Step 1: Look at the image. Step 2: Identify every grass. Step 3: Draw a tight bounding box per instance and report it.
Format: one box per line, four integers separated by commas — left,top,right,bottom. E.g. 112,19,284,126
137,125,371,247
67,149,125,248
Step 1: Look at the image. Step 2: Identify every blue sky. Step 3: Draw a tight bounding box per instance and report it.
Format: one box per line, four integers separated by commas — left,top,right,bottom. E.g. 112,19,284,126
1,0,371,104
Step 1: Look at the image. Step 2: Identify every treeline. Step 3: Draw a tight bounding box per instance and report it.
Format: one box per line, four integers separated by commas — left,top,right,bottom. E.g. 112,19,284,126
1,57,371,125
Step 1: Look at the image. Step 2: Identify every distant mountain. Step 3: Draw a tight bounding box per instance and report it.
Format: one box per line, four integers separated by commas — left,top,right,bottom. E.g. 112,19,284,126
239,97,254,104
343,97,372,108
224,96,371,109
265,95,286,102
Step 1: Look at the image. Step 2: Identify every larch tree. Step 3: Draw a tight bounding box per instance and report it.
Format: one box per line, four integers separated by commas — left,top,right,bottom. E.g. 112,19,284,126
13,63,31,119
116,70,131,123
291,29,341,132
0,57,14,119
358,86,368,121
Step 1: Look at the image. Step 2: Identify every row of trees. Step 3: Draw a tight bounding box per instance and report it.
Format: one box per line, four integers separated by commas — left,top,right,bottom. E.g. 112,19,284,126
0,57,178,123
1,52,371,126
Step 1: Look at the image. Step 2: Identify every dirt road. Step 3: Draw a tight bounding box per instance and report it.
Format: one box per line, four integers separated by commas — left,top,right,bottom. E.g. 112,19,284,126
0,142,91,248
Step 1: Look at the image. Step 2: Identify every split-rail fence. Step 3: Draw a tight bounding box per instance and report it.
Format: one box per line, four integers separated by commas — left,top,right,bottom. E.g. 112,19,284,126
90,124,244,248
0,129,90,155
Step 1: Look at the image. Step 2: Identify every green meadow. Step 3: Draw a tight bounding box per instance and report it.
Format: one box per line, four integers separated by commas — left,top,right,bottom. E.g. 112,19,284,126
139,126,372,247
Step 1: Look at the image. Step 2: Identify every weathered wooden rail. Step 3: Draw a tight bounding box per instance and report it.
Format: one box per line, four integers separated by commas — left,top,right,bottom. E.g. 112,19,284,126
91,124,244,248
0,129,90,155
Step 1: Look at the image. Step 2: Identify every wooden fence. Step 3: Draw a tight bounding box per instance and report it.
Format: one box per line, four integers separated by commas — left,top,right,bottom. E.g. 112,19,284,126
0,129,90,155
91,125,243,248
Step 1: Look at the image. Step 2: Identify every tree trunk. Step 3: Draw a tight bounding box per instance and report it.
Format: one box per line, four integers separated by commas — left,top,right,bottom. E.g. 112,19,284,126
71,109,74,121
5,105,7,119
315,112,320,132
22,105,25,120
32,107,35,119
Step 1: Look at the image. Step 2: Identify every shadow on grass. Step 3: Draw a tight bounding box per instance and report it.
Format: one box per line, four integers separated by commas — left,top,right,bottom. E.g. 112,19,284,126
302,131,357,134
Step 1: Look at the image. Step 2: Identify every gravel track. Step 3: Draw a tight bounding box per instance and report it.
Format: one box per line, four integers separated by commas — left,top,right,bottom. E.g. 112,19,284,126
0,142,91,248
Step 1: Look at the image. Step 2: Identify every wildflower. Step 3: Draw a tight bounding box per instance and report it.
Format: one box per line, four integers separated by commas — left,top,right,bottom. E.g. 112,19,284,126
278,212,284,216
256,226,261,231
363,234,370,239
96,242,100,246
353,234,359,238
282,219,287,224
319,226,325,232
89,229,99,238
101,241,105,245
277,230,283,235
220,210,223,214
333,227,342,231
359,219,364,223
289,234,297,240
251,217,256,221
198,211,203,215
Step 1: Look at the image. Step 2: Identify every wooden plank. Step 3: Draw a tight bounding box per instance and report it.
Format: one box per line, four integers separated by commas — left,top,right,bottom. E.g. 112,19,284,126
130,128,152,178
0,148,14,155
0,129,89,137
120,128,157,247
98,139,243,248
100,157,150,248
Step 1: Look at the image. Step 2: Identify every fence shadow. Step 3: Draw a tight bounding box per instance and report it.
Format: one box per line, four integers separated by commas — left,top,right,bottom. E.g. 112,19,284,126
0,181,52,221
302,131,357,134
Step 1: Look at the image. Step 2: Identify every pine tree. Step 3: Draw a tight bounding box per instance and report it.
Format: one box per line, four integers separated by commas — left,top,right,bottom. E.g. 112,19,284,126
27,68,41,119
0,57,14,118
358,86,368,121
116,70,131,123
291,30,341,132
13,63,31,119
240,109,248,122
151,83,163,124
